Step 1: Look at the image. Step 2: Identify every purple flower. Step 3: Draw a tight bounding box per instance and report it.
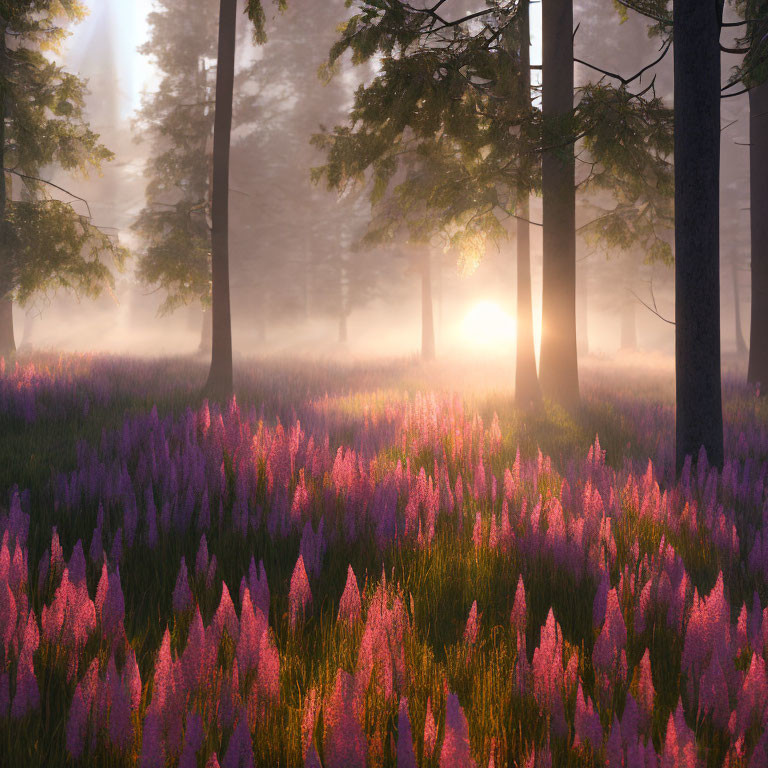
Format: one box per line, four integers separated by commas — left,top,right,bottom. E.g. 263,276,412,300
397,697,417,768
11,655,40,719
305,743,322,768
107,655,133,751
179,712,205,768
172,557,193,614
222,708,254,768
440,692,476,768
574,682,602,751
102,567,125,641
139,707,165,768
195,535,209,580
0,671,8,717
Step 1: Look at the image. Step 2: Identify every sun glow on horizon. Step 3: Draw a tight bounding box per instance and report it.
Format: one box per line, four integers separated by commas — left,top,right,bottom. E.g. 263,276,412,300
460,300,516,353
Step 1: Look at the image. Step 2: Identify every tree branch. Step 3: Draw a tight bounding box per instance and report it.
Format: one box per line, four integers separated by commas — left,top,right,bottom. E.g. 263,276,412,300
3,169,93,218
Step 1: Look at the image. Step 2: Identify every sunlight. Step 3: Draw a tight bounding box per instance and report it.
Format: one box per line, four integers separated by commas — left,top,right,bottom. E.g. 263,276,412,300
461,300,516,351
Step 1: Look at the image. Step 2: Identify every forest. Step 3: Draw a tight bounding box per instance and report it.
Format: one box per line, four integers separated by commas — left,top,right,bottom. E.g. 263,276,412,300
0,0,767,766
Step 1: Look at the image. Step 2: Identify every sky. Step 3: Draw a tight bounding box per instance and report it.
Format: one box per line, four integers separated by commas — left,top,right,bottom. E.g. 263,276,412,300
66,0,158,119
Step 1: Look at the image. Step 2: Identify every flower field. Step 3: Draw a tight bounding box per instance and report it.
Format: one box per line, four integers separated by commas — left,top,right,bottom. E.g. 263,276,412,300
1,354,768,767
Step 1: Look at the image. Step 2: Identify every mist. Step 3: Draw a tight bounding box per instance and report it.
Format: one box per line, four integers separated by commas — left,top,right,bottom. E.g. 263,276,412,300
5,0,747,369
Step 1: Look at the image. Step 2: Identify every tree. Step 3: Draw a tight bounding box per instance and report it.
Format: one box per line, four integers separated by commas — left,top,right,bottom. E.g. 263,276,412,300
133,0,219,349
315,1,672,392
511,0,540,405
539,0,578,407
749,78,768,383
673,0,725,471
203,0,286,398
733,1,768,386
0,1,125,357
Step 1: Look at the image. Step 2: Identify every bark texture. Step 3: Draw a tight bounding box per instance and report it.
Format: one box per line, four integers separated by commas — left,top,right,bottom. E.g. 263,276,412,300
514,1,541,406
539,0,578,408
205,0,236,399
748,80,768,386
0,295,14,358
674,0,724,472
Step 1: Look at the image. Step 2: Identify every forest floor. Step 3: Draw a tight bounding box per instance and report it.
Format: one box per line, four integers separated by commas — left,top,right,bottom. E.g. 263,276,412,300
0,353,767,767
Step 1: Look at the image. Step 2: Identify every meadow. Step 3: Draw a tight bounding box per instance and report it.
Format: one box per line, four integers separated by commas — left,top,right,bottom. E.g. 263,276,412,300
1,353,767,768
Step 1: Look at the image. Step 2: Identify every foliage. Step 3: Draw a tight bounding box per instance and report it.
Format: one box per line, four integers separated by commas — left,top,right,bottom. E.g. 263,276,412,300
313,0,674,271
132,0,219,315
0,1,124,305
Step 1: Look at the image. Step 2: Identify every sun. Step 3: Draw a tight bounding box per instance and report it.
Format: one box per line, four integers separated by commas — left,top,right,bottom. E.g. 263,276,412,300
461,300,516,351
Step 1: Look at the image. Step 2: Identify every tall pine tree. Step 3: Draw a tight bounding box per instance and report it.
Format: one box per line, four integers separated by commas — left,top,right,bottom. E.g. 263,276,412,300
0,1,125,356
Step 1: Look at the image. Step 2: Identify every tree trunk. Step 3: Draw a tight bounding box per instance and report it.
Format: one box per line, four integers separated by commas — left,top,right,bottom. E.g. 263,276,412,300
674,0,724,472
338,312,348,344
516,199,541,404
513,1,541,406
421,249,435,361
205,0,236,399
199,306,212,353
748,79,768,387
0,295,14,358
732,259,747,356
539,0,578,408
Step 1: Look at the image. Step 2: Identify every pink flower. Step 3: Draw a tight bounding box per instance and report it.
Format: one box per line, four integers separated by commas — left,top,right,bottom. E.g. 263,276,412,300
472,511,483,551
323,668,365,768
338,565,362,625
593,589,627,675
301,687,319,759
636,649,655,734
661,699,696,768
236,588,266,676
464,600,480,646
123,647,142,711
214,582,239,645
510,575,526,634
397,697,417,768
288,555,312,631
424,696,437,759
172,557,193,613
